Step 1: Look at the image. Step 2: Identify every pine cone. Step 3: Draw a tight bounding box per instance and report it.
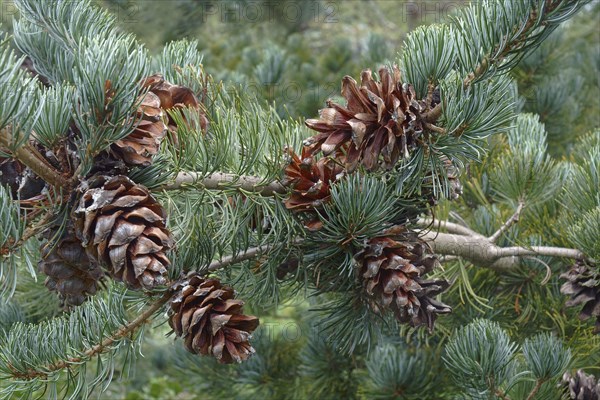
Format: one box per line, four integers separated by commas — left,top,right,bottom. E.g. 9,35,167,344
560,261,600,334
111,74,208,167
73,175,174,289
425,155,463,205
112,90,168,166
355,229,451,331
305,66,435,172
142,74,209,138
283,147,344,212
169,275,259,364
0,157,45,201
443,156,462,201
39,226,103,307
562,370,600,400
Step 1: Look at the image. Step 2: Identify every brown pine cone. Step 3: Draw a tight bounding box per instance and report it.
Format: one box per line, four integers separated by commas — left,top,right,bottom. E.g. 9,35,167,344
0,157,45,201
425,155,463,205
283,147,344,212
39,225,104,307
305,66,435,172
112,90,168,166
111,74,208,167
560,261,600,334
73,175,174,289
142,74,209,138
355,229,451,331
169,274,259,364
562,369,600,399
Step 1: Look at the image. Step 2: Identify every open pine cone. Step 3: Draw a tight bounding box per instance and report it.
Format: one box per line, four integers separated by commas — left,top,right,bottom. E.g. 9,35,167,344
283,146,344,212
39,225,104,307
142,74,208,138
305,66,436,172
112,90,167,166
111,74,208,167
560,261,600,334
355,229,451,331
73,175,174,289
562,369,600,400
169,274,259,364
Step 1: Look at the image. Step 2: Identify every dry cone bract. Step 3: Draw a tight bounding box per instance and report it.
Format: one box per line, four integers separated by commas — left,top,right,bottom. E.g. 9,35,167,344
169,275,259,364
142,74,208,138
74,175,174,289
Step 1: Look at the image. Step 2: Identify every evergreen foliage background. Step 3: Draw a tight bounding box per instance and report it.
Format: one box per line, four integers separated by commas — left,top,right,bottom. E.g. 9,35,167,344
0,0,598,399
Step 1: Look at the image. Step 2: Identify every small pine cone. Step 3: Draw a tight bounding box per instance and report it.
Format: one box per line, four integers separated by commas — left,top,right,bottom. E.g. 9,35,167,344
442,155,462,201
283,147,344,212
562,370,600,400
142,74,209,138
560,261,600,334
0,157,45,201
112,90,168,166
169,275,259,364
38,226,104,307
73,175,174,289
355,229,451,331
305,66,435,172
425,155,463,205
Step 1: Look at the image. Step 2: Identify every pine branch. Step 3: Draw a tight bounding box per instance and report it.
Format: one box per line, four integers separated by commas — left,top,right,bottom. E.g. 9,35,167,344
9,291,172,380
204,239,303,274
495,388,511,400
204,244,273,273
416,217,486,239
525,379,544,400
461,0,582,87
163,171,287,196
489,201,525,243
421,231,586,271
0,127,68,188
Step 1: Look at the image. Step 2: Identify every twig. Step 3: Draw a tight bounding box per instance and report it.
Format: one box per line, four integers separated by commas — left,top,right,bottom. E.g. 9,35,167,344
0,127,68,188
461,1,558,88
420,230,587,271
162,171,286,196
489,202,525,243
205,244,272,273
495,388,511,400
423,122,446,135
421,103,443,123
416,217,486,239
204,239,304,274
11,291,172,380
525,379,544,400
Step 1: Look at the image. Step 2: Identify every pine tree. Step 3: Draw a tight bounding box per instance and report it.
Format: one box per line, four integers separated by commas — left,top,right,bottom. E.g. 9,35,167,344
0,0,598,399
